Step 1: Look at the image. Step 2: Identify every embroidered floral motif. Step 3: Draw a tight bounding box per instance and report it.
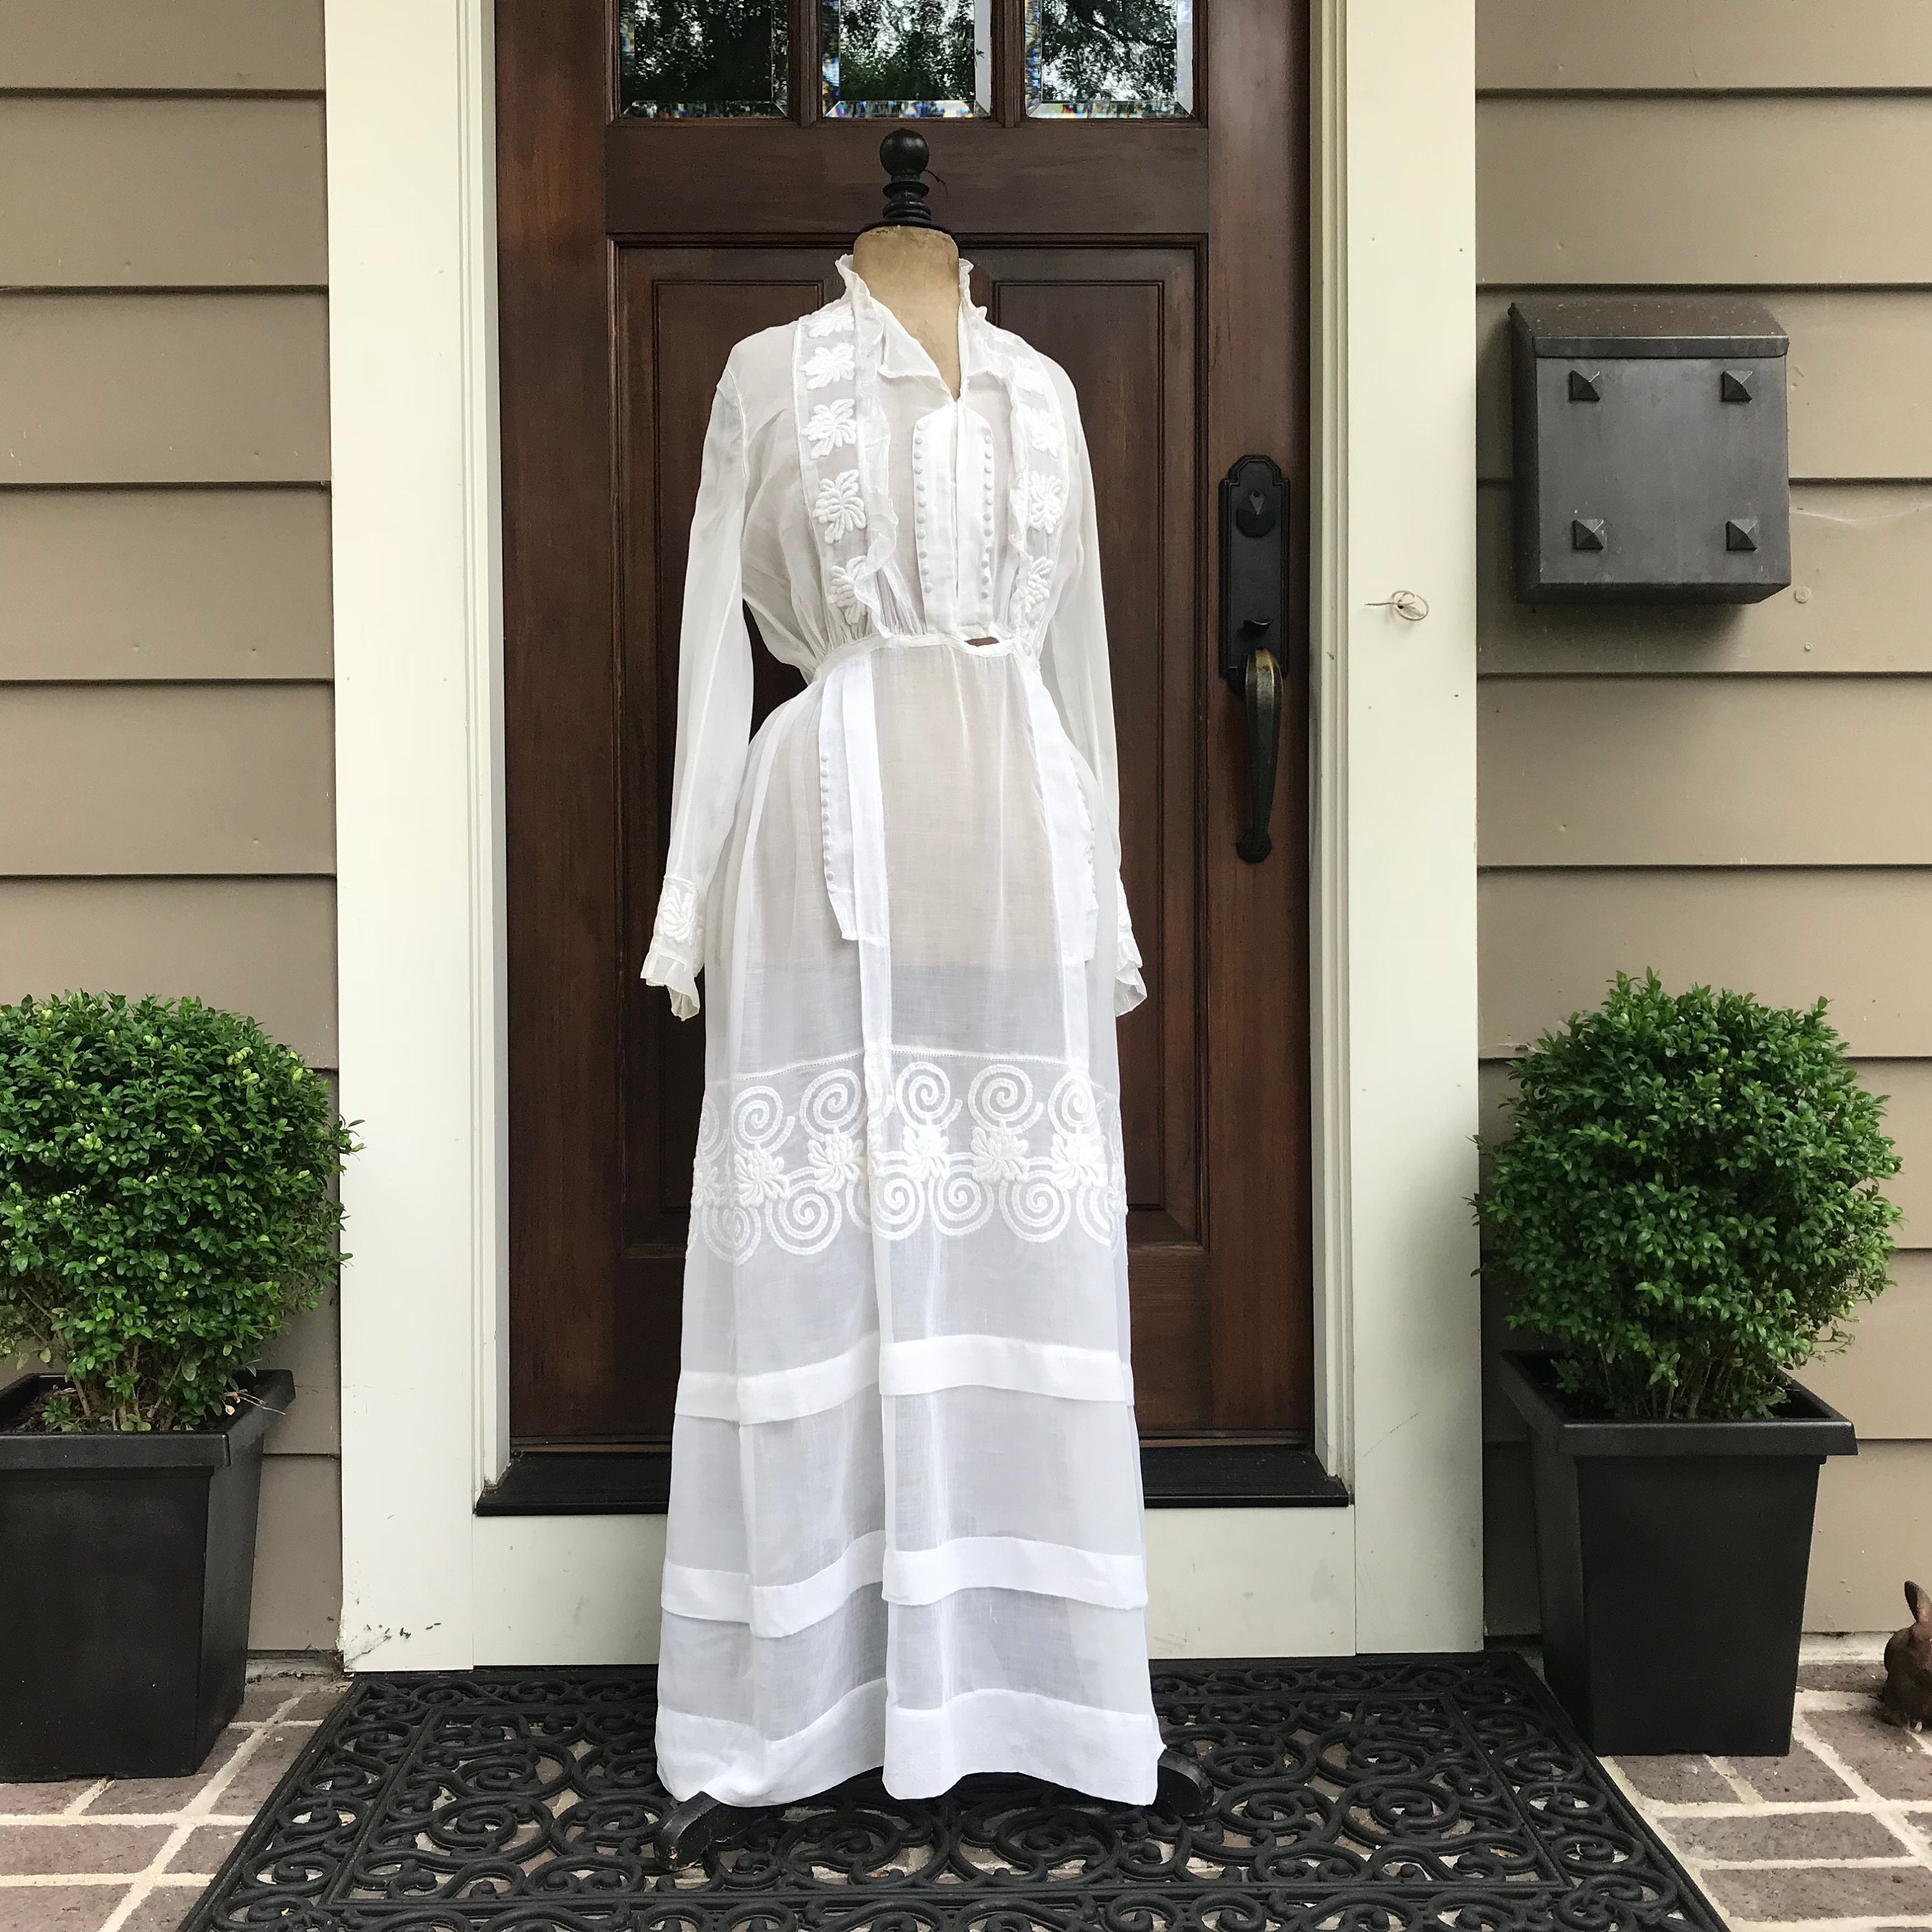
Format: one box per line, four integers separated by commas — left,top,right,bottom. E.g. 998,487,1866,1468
826,559,867,612
1019,404,1065,455
1013,473,1068,535
813,471,867,540
805,399,858,457
1012,556,1055,620
690,1056,1127,1262
806,305,855,337
806,343,856,389
652,874,701,951
1012,357,1051,397
970,1121,1029,1183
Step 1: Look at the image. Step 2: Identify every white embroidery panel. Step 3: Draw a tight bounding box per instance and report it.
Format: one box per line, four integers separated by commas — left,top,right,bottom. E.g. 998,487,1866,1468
650,872,703,965
792,294,894,643
996,341,1071,653
690,1054,1129,1263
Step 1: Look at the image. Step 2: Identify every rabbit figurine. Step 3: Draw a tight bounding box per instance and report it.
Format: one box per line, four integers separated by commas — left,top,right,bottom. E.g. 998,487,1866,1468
1880,1582,1932,1730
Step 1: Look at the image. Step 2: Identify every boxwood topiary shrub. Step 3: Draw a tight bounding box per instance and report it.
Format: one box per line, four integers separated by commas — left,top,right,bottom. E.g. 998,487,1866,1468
0,992,357,1433
1477,971,1901,1421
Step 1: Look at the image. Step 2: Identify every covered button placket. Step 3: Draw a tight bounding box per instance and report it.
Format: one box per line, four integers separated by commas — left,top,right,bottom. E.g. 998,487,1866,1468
911,407,958,637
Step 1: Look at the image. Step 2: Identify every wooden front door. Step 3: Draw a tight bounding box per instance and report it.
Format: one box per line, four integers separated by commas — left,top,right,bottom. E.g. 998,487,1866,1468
496,0,1311,1498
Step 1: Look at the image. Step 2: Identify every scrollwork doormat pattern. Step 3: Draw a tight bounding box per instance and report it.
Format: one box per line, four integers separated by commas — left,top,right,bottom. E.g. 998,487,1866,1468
176,1654,1721,1931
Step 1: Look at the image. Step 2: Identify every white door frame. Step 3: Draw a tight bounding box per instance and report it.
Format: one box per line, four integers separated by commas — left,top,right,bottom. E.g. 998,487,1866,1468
327,0,1480,1669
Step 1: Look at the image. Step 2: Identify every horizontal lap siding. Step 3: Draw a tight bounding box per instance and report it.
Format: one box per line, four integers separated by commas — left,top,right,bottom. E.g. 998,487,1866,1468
1479,99,1932,287
1479,0,1932,91
1477,52,1930,1630
0,489,332,679
0,878,337,1066
1480,486,1932,676
0,294,330,483
0,11,338,1652
1479,680,1932,867
0,99,326,287
0,685,334,873
0,2,324,91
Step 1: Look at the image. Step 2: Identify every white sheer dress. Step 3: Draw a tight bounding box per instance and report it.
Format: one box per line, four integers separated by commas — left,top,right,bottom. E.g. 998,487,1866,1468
640,254,1161,1807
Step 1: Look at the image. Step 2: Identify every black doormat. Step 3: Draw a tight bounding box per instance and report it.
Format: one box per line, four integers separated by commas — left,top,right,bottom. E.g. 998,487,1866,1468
178,1653,1721,1931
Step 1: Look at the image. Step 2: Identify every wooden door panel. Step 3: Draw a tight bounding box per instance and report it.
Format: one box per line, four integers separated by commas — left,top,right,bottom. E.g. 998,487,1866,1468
499,0,1311,1463
612,250,829,1443
973,250,1208,1432
605,122,1209,237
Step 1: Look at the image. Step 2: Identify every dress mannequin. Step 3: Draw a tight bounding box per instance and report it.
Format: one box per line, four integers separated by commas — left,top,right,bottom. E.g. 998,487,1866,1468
653,129,1209,1868
849,224,962,399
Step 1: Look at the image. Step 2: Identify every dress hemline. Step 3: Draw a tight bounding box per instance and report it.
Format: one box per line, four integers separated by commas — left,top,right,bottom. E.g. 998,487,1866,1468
655,1680,1164,1807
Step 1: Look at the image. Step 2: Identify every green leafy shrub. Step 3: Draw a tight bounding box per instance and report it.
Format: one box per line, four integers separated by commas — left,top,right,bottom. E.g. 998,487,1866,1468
0,993,357,1433
1477,971,1900,1421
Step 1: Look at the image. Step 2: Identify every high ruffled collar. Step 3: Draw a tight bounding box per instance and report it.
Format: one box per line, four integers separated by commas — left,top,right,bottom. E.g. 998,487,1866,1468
835,250,992,386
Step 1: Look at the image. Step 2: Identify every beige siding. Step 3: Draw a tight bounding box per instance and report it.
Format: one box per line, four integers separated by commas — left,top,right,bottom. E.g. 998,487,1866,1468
0,684,334,874
1481,486,1932,677
1479,31,1932,1635
1479,679,1932,867
1481,871,1932,1060
0,294,330,484
1479,0,1932,91
0,1,325,92
0,489,332,680
249,1457,341,1653
1479,292,1932,484
1803,1254,1932,1443
1479,98,1932,287
0,878,336,1066
1,23,339,1651
260,1291,339,1457
0,99,325,287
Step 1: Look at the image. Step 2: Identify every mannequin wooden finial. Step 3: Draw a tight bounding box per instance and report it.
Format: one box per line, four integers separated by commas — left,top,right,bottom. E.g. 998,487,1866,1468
866,129,947,234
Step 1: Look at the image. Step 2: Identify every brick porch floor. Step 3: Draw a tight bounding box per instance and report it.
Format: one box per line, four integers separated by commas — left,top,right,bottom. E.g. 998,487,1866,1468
5,1651,1931,1931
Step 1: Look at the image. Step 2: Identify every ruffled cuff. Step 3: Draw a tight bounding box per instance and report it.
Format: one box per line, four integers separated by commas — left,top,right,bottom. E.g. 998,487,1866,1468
1113,878,1147,1017
641,873,705,1021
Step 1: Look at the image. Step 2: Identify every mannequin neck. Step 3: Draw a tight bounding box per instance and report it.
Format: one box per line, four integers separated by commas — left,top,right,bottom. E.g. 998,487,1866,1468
851,226,962,399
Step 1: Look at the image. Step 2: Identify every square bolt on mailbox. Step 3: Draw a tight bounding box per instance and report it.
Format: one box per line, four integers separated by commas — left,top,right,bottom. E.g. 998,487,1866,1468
1510,296,1790,605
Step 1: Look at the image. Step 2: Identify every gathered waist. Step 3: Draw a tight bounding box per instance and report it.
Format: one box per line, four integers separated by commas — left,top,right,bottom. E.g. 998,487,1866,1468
810,629,1027,684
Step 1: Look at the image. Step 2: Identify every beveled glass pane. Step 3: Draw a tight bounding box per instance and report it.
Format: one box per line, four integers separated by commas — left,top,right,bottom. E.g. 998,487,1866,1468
619,0,789,119
1026,0,1192,118
822,0,990,118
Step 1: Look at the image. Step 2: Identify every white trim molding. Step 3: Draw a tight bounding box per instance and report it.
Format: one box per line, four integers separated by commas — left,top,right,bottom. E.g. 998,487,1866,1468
327,0,1481,1669
1310,0,1483,1651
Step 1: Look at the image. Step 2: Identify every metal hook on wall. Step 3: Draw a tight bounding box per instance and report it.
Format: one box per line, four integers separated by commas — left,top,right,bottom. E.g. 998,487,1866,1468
1366,591,1430,622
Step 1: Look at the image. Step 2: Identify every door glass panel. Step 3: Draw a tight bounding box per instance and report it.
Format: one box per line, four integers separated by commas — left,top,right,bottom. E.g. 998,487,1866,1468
619,0,789,118
822,0,991,118
1026,0,1193,118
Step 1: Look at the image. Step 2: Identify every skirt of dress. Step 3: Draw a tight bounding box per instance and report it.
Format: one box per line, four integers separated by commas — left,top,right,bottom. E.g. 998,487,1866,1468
654,633,1163,1807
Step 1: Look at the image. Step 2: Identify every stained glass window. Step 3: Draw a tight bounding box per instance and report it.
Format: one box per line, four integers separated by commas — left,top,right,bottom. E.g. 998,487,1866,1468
822,0,991,119
1026,0,1193,119
619,0,790,118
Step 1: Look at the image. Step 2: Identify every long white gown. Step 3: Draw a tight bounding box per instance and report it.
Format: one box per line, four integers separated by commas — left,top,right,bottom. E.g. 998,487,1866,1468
641,254,1161,1808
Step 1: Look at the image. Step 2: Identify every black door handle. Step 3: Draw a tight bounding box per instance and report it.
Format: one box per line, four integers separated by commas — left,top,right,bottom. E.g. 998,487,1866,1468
1219,455,1289,864
1237,643,1282,864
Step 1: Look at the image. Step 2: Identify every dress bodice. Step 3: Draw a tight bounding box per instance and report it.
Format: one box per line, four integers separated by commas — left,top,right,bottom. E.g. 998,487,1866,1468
714,254,1079,674
641,254,1140,1022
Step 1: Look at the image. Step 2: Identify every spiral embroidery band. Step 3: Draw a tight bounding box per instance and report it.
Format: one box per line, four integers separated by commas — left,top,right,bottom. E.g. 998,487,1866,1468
690,1054,1128,1264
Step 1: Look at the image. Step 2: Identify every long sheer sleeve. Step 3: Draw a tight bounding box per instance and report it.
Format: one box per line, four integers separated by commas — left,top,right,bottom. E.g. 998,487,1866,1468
641,365,754,1020
1039,375,1146,1018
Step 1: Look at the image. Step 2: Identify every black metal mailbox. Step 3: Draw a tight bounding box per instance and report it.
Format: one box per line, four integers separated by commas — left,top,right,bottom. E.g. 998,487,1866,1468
1510,296,1790,603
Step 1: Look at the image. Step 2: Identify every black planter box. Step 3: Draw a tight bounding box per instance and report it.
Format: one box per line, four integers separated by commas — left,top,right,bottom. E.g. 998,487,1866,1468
0,1367,293,1780
1498,1351,1856,1757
